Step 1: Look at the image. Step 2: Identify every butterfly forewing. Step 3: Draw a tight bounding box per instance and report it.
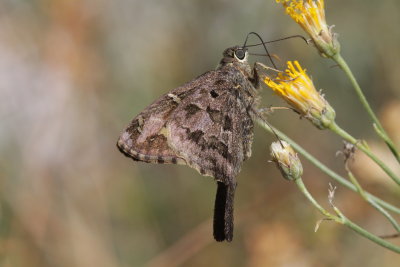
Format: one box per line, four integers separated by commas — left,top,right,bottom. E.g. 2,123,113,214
167,66,255,181
117,73,207,165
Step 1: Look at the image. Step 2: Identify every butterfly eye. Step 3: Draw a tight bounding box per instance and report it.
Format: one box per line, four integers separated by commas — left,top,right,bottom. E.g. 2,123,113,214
234,49,246,60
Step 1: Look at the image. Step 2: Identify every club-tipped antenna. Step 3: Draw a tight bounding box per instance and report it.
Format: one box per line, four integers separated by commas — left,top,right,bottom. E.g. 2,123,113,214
243,32,277,69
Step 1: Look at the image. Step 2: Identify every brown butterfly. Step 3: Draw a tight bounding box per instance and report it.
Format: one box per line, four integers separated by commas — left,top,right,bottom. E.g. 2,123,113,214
117,38,270,241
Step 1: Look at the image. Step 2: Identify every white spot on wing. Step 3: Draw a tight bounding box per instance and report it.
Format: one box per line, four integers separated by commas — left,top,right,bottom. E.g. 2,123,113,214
121,132,131,141
126,139,133,147
167,93,181,103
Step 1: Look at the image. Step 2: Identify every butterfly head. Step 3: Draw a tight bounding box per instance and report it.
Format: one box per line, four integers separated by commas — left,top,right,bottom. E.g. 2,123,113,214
220,46,248,64
219,46,251,75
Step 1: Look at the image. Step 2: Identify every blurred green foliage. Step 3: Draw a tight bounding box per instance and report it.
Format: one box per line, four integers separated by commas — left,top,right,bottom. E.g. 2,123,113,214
0,0,399,266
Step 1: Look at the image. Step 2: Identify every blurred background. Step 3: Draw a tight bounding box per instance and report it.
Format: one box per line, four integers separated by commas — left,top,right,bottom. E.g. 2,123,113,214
1,0,400,266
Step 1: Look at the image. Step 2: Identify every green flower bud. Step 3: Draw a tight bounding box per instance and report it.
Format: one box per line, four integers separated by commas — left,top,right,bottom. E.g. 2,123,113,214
270,141,303,181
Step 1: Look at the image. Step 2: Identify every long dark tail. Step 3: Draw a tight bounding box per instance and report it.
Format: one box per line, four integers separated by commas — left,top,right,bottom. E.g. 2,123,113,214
213,181,236,242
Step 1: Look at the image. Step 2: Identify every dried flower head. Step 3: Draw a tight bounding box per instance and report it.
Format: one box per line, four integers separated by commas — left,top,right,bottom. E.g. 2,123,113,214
265,61,335,129
276,0,339,57
270,141,303,181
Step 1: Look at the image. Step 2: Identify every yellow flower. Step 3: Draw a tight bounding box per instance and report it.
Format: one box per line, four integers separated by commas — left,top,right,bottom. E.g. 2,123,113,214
270,141,303,181
276,0,339,57
265,61,335,129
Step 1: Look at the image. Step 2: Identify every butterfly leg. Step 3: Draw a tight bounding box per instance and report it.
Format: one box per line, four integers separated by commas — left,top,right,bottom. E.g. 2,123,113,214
254,61,284,74
213,179,237,242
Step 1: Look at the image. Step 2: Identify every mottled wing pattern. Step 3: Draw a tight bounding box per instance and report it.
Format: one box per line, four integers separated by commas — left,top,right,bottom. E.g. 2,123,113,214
117,62,258,242
167,66,255,182
117,72,212,165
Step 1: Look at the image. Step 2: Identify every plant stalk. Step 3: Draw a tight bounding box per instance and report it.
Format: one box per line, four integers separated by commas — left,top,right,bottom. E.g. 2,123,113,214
332,54,400,163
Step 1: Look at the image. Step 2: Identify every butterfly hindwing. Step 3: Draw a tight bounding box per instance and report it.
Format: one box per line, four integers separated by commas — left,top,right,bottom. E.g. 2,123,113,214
117,71,215,165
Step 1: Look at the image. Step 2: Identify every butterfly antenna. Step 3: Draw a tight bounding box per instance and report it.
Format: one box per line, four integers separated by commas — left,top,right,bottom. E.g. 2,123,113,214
245,34,309,48
243,32,277,69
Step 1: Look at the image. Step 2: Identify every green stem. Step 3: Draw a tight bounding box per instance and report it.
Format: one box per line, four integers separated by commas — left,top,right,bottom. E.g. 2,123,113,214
346,170,400,233
295,179,341,221
255,117,400,215
342,216,400,253
295,178,400,253
332,54,400,163
373,123,399,161
329,122,400,186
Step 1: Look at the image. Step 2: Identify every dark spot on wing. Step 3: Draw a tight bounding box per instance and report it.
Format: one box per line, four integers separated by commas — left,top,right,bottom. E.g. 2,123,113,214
205,137,233,162
223,115,232,131
184,104,201,119
215,141,229,160
188,130,204,143
210,90,219,98
157,156,165,164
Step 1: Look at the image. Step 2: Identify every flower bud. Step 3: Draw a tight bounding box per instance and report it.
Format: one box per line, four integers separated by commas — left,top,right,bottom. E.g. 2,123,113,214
270,141,303,181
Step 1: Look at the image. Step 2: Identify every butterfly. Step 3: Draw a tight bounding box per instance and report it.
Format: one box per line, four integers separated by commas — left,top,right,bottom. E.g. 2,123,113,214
117,42,266,242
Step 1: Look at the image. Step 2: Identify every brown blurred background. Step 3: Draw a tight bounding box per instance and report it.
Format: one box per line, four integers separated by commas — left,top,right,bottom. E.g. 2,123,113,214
1,0,399,266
